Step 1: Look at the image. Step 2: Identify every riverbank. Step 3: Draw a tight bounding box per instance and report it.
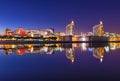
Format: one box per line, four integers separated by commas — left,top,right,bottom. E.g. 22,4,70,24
0,40,119,44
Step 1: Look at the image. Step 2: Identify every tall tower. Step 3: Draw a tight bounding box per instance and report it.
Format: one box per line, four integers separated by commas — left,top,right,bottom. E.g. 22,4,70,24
66,20,74,36
93,21,104,36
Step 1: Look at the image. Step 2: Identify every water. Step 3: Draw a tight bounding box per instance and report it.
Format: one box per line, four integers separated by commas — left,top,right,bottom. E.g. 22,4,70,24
0,43,120,81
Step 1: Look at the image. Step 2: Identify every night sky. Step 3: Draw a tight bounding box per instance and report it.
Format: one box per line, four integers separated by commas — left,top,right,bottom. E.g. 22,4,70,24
0,0,120,34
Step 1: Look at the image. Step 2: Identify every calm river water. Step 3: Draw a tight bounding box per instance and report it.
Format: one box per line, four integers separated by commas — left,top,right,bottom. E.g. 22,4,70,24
0,43,120,81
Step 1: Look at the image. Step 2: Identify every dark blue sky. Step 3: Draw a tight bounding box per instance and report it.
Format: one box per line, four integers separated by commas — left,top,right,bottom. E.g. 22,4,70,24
0,0,120,33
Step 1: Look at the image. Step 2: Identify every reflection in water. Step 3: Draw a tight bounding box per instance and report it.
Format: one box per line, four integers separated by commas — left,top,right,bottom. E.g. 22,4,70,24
93,47,104,62
0,43,120,63
66,48,74,63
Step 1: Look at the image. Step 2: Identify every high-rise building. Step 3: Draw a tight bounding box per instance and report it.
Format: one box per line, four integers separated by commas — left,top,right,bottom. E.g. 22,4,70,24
93,21,104,36
66,21,74,36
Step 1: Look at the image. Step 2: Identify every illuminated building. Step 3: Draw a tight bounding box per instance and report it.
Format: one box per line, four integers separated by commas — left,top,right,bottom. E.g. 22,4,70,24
55,32,65,36
4,28,13,36
14,27,26,36
81,32,93,36
109,33,117,37
39,29,45,36
88,32,93,36
66,21,74,36
116,34,120,37
93,21,104,36
59,36,72,41
55,32,66,41
72,36,80,41
104,32,110,37
27,30,40,37
46,28,54,35
7,31,14,36
80,32,92,37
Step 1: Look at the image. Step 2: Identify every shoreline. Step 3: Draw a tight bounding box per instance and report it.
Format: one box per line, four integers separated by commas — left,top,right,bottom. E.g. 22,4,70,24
0,40,119,44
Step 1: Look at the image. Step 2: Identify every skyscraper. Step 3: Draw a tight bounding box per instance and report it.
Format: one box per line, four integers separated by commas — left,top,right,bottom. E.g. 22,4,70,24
66,21,74,36
93,21,104,36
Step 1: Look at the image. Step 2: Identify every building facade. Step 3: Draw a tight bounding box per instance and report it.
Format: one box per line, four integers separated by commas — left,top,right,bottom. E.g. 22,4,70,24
93,21,104,36
4,28,13,36
66,21,74,36
14,27,26,36
45,28,54,35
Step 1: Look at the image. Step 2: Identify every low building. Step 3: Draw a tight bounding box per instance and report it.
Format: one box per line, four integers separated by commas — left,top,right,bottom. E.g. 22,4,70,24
55,32,65,36
27,30,40,37
14,27,26,36
45,28,54,35
58,36,72,41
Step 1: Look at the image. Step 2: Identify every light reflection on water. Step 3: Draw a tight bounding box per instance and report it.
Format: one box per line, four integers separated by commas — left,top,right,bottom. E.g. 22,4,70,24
0,43,119,63
0,43,120,81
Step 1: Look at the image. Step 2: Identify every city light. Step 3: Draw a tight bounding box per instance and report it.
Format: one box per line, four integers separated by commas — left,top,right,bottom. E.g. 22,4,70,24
0,20,119,43
0,43,120,63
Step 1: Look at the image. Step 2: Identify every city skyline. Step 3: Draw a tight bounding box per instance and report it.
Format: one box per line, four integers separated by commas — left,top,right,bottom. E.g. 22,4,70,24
0,0,120,33
0,0,120,81
1,20,120,42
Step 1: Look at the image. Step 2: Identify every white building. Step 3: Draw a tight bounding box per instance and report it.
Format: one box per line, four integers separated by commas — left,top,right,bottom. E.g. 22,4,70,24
93,21,104,36
66,21,74,36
